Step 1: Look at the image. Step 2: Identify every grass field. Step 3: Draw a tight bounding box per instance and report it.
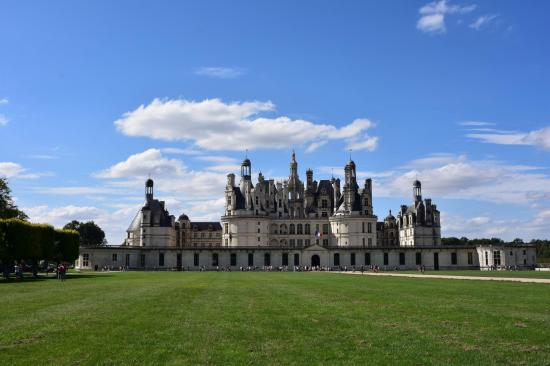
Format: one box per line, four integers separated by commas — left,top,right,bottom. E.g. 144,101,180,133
1,272,550,365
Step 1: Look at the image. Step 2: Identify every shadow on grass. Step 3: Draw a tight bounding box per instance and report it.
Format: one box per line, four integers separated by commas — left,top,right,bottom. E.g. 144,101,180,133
0,272,114,284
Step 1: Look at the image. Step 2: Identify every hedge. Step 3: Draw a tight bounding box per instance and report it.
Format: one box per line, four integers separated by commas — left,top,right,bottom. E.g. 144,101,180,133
0,219,80,277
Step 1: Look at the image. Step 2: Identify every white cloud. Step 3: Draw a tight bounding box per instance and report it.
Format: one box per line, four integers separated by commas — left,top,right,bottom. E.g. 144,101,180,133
459,121,495,126
305,141,327,153
0,115,8,126
468,216,491,225
357,154,550,207
160,147,203,155
346,136,379,152
0,98,8,105
469,14,498,30
96,149,227,200
0,162,52,179
195,155,238,163
114,98,379,152
467,126,550,150
417,0,477,34
95,148,186,178
36,186,123,195
195,67,246,79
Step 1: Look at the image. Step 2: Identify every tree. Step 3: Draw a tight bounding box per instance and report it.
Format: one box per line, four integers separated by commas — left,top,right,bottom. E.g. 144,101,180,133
0,178,28,220
63,220,106,246
53,229,80,263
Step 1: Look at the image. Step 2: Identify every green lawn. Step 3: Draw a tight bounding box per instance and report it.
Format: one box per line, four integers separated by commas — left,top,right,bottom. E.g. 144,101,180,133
1,272,550,365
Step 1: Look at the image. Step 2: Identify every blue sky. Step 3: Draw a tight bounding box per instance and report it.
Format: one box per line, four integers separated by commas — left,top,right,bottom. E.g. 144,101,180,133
1,0,549,243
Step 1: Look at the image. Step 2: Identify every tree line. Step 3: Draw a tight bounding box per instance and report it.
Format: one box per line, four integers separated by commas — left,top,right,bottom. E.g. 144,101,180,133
0,177,107,279
0,219,80,278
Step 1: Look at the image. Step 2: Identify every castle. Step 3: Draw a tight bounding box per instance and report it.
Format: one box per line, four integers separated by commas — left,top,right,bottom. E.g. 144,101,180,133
75,153,536,271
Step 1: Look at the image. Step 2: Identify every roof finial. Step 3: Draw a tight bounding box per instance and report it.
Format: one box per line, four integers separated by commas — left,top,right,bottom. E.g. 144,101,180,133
331,168,334,179
349,148,353,161
245,148,248,158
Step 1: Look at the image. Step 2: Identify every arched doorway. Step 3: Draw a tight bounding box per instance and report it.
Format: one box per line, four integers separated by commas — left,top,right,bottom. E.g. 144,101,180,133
311,254,320,267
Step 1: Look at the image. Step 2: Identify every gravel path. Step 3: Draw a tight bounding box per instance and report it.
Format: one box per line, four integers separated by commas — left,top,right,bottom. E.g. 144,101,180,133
337,271,550,284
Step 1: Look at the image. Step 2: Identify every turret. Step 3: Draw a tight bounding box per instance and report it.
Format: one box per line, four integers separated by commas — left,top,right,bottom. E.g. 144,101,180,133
413,180,422,203
145,178,154,202
241,158,251,180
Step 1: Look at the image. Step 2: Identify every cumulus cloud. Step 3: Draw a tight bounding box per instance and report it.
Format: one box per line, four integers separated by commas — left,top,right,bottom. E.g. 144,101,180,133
114,98,379,152
0,98,8,105
95,149,227,200
0,115,8,126
467,126,550,150
195,67,246,79
370,154,550,206
0,162,52,179
417,0,476,34
469,14,498,30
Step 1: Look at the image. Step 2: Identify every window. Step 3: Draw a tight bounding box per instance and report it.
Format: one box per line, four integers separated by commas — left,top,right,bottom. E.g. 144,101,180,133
323,238,329,247
227,196,231,205
365,253,371,265
257,237,261,242
282,253,289,266
297,239,303,247
224,223,229,232
368,223,372,233
467,252,473,265
140,254,146,267
485,251,488,266
451,252,457,265
305,224,310,235
523,250,526,255
416,252,422,265
159,253,165,266
368,238,372,246
399,252,405,266
225,239,229,246
362,222,365,233
289,224,295,234
125,254,130,267
351,253,356,266
322,224,329,235
255,196,259,205
334,253,340,266
362,238,365,247
321,199,328,209
82,253,89,267
294,253,300,266
248,253,254,266
194,253,199,266
264,253,271,266
304,239,310,246
290,239,295,247
383,252,389,266
493,251,501,266
112,253,118,262
509,251,513,256
297,224,303,234
321,212,328,217
257,228,260,233
212,253,219,266
230,253,237,266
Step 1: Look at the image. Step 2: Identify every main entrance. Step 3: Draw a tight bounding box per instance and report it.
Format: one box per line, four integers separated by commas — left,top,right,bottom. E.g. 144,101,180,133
311,254,320,267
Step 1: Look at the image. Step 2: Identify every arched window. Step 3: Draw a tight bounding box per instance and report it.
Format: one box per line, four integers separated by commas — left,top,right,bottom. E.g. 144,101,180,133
333,253,340,266
297,224,303,234
289,224,295,234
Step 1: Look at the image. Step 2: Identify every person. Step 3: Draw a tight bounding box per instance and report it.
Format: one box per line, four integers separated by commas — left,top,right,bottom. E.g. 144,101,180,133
58,263,66,282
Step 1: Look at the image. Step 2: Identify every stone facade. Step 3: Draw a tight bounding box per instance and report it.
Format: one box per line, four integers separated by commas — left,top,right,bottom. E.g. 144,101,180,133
75,153,537,271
